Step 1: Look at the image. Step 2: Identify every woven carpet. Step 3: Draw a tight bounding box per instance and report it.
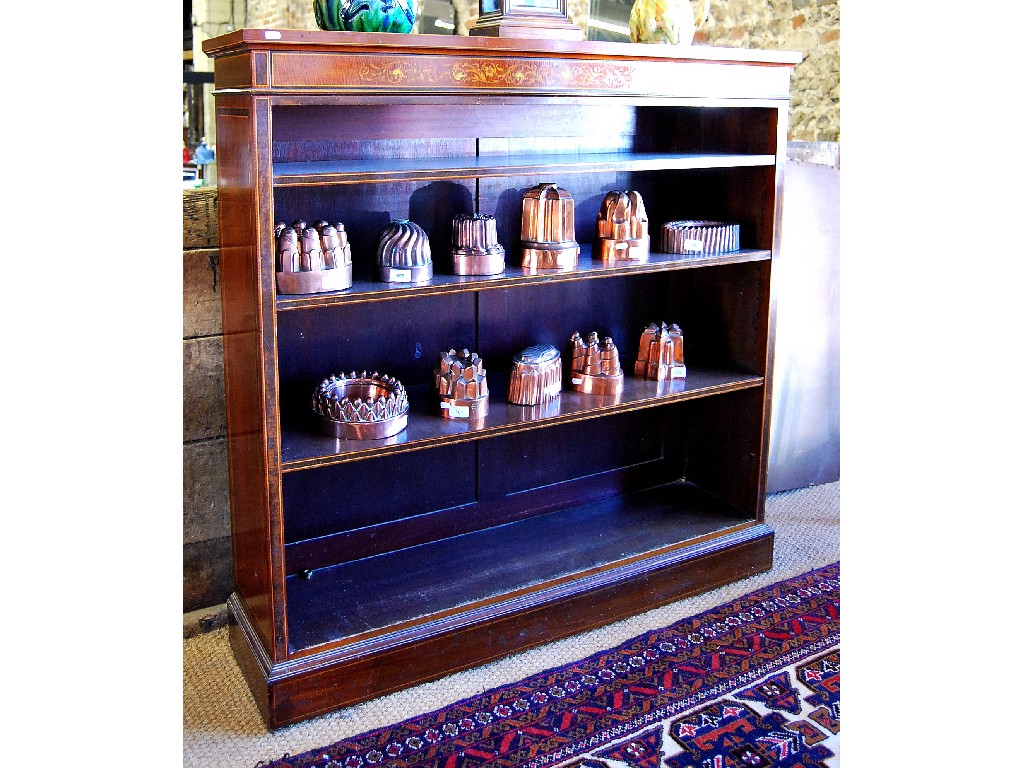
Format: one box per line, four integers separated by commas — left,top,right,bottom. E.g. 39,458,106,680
184,481,839,768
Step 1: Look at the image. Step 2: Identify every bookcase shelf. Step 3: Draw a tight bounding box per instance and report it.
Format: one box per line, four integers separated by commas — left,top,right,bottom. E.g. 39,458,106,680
273,152,778,186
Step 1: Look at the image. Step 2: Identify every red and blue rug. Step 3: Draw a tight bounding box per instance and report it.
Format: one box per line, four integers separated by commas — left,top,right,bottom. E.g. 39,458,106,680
260,562,840,768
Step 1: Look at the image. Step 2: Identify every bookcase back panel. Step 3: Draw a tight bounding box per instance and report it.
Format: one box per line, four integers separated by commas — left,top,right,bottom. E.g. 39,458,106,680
276,292,477,419
282,442,477,545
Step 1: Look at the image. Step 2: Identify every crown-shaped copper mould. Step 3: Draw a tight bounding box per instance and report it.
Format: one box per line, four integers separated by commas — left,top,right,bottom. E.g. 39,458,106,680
507,343,562,406
634,323,687,381
435,348,490,419
520,183,580,271
594,191,650,262
452,213,506,276
275,219,353,295
661,220,740,255
376,219,433,283
312,371,409,440
567,331,624,396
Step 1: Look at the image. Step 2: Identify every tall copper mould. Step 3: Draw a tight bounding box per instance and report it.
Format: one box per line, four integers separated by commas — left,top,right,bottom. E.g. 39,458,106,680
376,219,433,283
661,220,740,255
311,370,409,440
567,331,624,396
435,348,490,420
634,322,687,381
594,191,649,262
275,220,353,294
520,183,579,271
507,343,562,405
452,213,505,276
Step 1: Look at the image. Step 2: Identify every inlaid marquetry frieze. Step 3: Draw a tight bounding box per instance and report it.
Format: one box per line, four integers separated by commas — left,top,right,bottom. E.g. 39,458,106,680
263,52,788,99
271,52,637,94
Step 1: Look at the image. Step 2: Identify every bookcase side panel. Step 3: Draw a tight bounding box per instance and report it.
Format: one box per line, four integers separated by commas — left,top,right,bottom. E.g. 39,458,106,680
215,94,288,660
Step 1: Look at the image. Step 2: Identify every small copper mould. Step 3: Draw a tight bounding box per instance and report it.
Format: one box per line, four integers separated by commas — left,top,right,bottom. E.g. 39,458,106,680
376,219,433,283
275,219,353,295
661,220,740,255
634,323,687,381
594,191,650,262
452,213,506,276
507,343,562,405
311,371,409,440
567,331,624,396
435,348,489,420
520,183,580,271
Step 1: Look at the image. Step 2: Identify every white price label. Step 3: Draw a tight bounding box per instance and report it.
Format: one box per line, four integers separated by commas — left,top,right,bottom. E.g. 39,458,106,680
264,30,282,39
671,365,687,378
391,269,412,282
544,384,561,397
571,377,583,385
683,239,704,251
440,399,471,417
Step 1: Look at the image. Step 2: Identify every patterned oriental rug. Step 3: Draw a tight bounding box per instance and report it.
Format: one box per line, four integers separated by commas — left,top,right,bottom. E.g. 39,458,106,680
258,563,840,768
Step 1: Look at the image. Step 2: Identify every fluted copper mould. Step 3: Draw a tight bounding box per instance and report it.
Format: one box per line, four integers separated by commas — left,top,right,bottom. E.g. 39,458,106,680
634,322,687,381
311,370,409,440
567,331,624,396
661,220,740,255
275,220,354,295
435,348,489,419
452,213,505,276
507,343,562,405
520,183,579,271
376,218,433,283
594,191,649,262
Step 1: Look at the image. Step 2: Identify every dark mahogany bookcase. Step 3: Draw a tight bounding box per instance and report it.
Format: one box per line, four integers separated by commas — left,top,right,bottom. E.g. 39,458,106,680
202,28,799,729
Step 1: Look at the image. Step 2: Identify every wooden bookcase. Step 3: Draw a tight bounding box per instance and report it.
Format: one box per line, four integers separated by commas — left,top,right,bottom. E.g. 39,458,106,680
202,29,799,729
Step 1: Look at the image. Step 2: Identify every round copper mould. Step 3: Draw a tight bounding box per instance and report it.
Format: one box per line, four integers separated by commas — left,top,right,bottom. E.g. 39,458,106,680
594,191,650,262
435,348,490,420
508,343,563,406
520,183,580,271
452,214,505,276
376,219,433,283
311,371,409,440
661,220,740,255
567,331,624,396
275,221,353,295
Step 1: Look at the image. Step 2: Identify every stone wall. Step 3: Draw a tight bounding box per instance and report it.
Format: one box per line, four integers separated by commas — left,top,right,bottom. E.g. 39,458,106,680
233,1,839,141
696,0,839,141
182,188,233,613
247,0,317,29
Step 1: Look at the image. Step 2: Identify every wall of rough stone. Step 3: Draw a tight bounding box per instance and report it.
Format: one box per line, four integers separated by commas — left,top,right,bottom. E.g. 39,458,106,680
695,0,839,141
239,1,837,141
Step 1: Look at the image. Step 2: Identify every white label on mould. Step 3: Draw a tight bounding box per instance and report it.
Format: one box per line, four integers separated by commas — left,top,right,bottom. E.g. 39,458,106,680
683,239,704,251
264,30,282,39
544,384,561,397
391,269,412,282
571,377,583,385
671,365,687,378
441,402,470,418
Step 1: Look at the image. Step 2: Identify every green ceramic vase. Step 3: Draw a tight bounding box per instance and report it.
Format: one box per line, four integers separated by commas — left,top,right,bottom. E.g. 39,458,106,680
313,0,417,34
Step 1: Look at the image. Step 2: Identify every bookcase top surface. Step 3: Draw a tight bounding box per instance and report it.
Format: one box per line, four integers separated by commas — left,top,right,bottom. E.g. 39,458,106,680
202,28,801,66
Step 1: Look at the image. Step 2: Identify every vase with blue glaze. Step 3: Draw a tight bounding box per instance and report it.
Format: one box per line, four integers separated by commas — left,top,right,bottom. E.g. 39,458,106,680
313,0,417,33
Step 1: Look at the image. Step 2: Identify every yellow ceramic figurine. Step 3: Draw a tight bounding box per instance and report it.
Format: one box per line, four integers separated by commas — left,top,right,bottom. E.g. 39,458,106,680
629,0,709,45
